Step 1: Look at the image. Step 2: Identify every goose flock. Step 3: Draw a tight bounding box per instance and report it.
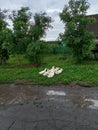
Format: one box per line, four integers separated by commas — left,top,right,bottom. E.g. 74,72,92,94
39,66,63,78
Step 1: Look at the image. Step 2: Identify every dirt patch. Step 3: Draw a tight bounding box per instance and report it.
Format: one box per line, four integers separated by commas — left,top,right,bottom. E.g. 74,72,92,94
0,84,42,105
0,83,97,106
68,81,96,88
77,81,95,87
0,84,15,105
69,81,78,87
14,79,34,85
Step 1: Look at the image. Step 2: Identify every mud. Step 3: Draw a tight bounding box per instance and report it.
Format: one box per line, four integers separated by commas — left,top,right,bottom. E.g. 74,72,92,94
0,83,98,110
0,84,42,105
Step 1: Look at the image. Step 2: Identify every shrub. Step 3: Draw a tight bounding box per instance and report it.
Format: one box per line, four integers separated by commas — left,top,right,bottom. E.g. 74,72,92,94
0,41,10,65
26,41,43,64
0,49,9,64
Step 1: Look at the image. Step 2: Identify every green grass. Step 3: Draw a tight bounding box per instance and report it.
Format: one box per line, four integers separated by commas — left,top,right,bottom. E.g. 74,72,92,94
0,54,98,86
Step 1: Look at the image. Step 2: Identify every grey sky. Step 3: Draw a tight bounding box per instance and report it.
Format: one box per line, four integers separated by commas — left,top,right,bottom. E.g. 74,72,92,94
0,0,98,41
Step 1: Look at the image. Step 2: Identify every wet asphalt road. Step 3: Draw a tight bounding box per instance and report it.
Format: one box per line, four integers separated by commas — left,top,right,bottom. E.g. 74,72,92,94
0,84,98,130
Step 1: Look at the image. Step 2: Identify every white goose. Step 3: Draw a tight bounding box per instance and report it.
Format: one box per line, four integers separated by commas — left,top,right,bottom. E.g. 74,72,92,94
55,68,63,74
39,66,63,78
47,70,55,78
48,66,55,71
54,67,60,73
43,69,50,76
39,68,47,75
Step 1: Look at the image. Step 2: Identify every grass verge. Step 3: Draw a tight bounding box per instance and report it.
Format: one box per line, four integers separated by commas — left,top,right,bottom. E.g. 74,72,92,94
0,54,98,86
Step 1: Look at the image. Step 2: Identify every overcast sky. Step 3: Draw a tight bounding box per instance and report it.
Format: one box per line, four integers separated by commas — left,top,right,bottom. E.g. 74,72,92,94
0,0,98,41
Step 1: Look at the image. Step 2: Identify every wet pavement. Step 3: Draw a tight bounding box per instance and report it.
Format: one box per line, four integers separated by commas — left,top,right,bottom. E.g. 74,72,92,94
0,84,98,130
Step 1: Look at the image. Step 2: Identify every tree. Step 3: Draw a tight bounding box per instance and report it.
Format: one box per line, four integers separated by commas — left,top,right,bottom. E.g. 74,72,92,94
60,0,96,63
29,12,52,41
10,7,32,55
0,9,12,64
26,12,52,64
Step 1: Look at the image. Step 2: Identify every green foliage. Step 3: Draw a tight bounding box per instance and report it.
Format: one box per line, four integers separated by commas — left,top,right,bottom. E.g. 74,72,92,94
9,7,52,62
0,9,12,64
26,41,42,64
53,44,65,54
29,12,52,41
10,7,32,54
52,42,72,54
45,43,56,54
60,0,96,63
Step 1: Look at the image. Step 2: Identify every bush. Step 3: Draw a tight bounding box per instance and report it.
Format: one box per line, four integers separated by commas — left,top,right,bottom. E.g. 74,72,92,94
0,49,9,64
0,42,10,64
26,41,44,64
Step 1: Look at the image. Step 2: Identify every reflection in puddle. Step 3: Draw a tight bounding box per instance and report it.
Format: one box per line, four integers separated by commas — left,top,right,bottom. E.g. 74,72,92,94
47,90,66,96
70,94,98,109
85,99,98,109
70,94,93,108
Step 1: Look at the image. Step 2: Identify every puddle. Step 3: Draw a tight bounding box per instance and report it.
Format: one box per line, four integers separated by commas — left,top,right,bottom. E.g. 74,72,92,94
70,94,98,109
70,94,93,108
47,90,66,96
85,99,98,109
